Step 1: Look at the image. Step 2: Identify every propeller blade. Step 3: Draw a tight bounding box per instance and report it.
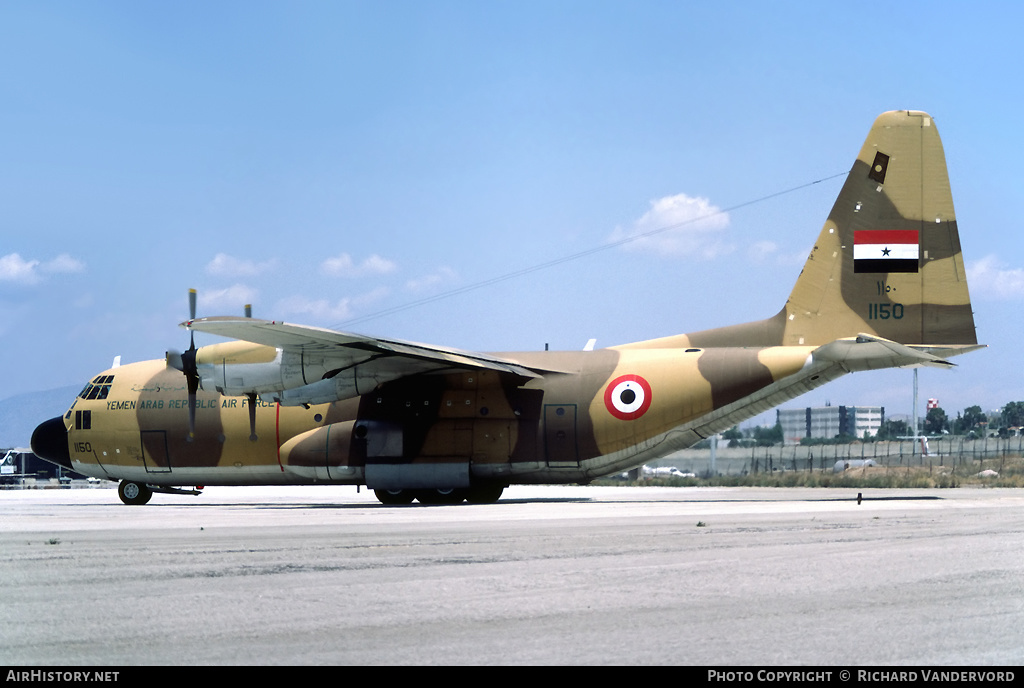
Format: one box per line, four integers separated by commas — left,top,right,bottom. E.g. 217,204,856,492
242,301,258,437
186,390,197,440
247,392,258,441
173,289,201,441
175,289,259,441
182,335,199,441
185,392,198,439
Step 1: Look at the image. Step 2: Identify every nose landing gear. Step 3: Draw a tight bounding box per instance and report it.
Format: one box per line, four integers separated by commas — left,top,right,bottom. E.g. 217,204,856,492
117,480,153,505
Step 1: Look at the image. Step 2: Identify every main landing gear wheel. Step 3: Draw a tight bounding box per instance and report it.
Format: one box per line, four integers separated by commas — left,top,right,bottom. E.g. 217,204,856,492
466,485,504,504
372,486,503,506
373,489,415,505
118,480,153,506
414,488,467,505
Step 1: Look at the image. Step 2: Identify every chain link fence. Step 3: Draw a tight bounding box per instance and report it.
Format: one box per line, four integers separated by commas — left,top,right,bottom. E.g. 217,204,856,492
661,436,1024,476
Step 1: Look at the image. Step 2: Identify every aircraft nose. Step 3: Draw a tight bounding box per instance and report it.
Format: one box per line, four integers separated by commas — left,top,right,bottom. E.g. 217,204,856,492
31,416,73,470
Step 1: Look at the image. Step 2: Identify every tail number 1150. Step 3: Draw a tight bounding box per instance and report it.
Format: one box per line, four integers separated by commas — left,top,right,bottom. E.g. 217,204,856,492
868,303,904,320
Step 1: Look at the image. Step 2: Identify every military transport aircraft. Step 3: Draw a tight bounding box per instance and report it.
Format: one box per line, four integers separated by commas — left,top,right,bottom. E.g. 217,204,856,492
31,110,983,505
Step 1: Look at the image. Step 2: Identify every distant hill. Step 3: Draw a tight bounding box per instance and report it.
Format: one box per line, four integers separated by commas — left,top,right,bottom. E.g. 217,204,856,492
0,386,79,449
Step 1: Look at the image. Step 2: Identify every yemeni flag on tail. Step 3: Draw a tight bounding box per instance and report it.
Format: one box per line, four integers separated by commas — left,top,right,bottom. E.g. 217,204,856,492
853,230,919,273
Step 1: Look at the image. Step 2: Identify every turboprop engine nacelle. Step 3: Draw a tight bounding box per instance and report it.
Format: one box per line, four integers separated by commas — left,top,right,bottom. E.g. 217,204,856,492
192,342,396,406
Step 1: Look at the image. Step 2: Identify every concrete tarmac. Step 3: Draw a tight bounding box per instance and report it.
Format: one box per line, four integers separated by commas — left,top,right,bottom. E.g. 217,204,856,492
2,484,1023,666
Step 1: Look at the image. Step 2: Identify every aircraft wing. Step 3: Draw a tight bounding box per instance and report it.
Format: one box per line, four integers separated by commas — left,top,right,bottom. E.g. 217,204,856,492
188,316,543,378
184,316,547,406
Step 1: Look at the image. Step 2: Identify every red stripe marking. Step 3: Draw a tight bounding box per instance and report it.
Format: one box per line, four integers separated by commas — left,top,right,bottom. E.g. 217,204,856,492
276,402,284,472
854,230,919,245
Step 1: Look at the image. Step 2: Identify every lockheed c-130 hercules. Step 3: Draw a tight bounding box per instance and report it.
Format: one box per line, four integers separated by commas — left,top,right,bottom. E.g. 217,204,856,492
32,110,983,505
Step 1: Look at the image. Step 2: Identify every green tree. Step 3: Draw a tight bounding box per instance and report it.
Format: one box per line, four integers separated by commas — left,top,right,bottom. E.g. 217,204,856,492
924,407,949,435
753,422,783,446
876,418,909,440
961,405,987,435
1001,401,1024,431
722,426,743,442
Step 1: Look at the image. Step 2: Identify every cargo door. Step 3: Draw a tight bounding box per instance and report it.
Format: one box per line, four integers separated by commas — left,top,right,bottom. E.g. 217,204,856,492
140,430,172,474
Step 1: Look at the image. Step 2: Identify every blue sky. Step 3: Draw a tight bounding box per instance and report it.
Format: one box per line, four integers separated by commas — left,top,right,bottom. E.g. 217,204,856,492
2,1,1022,424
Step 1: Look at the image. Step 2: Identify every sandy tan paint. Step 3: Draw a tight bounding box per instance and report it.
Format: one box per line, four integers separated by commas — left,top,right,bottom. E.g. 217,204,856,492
196,341,278,365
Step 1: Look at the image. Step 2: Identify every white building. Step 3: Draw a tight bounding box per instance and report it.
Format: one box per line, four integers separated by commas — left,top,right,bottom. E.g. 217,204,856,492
777,405,884,445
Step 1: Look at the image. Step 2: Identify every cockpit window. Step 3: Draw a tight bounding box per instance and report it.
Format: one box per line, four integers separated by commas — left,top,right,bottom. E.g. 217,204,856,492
79,376,114,400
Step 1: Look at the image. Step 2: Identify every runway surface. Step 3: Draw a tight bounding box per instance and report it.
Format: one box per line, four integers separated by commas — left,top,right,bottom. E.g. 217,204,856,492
2,484,1023,665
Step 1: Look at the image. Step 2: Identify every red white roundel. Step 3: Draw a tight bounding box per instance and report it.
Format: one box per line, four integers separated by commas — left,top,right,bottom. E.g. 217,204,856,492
604,374,653,420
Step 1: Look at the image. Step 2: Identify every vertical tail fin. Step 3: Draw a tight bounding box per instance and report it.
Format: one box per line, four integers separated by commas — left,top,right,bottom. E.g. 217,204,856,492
786,110,977,347
623,110,978,353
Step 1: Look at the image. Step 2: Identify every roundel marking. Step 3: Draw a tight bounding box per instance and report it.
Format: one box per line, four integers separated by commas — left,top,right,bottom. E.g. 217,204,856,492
604,374,653,421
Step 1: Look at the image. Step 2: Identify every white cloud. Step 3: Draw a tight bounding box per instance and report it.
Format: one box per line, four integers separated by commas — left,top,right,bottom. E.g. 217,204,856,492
747,240,810,266
321,253,397,278
42,253,85,274
277,296,355,322
747,240,778,262
276,288,390,324
199,284,260,314
0,254,40,282
206,253,276,277
967,255,1024,299
0,252,85,284
611,193,733,258
406,266,458,293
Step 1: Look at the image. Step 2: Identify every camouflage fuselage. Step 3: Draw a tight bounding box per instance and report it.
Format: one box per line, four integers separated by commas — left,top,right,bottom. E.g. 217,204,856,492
62,343,815,489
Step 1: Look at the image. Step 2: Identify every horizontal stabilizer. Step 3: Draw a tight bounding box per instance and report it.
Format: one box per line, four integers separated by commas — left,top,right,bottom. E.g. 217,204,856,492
812,334,964,370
